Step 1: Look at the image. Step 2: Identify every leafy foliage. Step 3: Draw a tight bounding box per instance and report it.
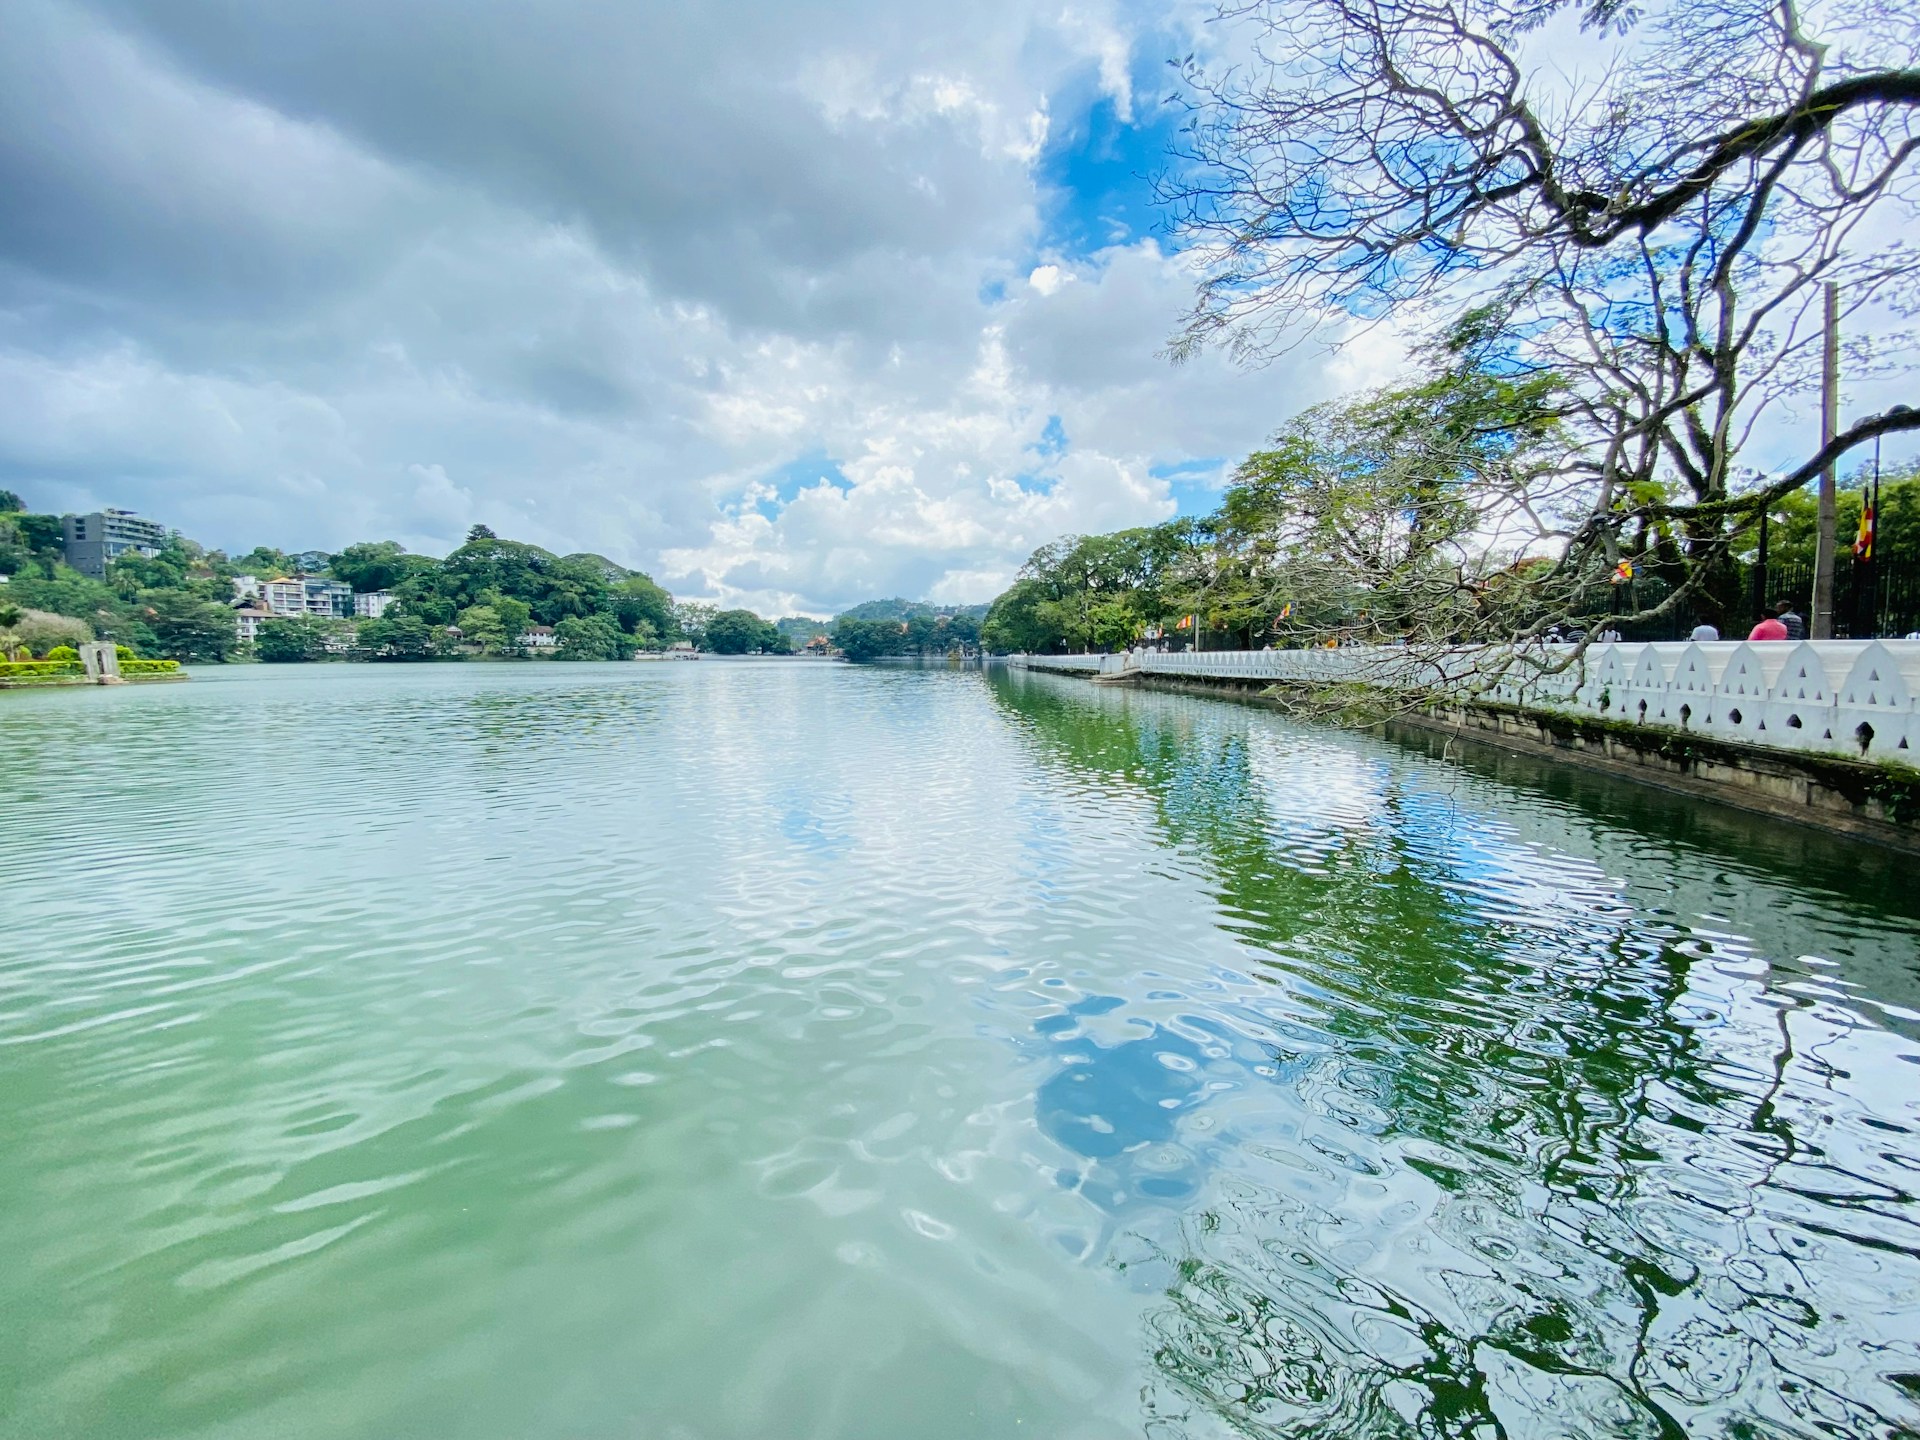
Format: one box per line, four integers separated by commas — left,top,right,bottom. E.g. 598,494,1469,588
255,617,339,663
553,613,631,660
327,541,420,593
984,365,1595,654
1163,0,1920,633
357,615,442,660
139,591,238,663
704,609,787,654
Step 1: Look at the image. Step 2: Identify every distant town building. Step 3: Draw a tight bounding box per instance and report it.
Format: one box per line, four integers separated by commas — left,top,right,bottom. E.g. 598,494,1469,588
519,625,558,649
231,574,263,601
353,590,394,619
233,604,272,645
61,509,166,577
259,576,352,618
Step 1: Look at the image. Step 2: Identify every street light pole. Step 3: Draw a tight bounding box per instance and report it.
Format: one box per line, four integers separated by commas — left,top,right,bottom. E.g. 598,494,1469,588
1811,281,1840,638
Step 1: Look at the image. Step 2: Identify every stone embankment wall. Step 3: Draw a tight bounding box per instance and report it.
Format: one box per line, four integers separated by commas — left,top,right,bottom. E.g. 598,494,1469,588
1010,641,1920,847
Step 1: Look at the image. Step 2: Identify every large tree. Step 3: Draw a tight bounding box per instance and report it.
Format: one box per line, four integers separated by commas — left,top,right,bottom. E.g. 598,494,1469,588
254,617,335,663
139,591,236,663
329,541,419,593
1163,0,1920,632
703,609,782,654
553,613,630,660
609,574,676,638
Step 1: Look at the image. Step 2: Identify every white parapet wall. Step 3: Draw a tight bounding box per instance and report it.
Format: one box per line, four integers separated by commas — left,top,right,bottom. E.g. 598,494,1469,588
1010,641,1920,764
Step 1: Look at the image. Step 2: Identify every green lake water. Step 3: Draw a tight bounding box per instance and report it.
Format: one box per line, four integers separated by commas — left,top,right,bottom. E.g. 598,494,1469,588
3,660,1918,1439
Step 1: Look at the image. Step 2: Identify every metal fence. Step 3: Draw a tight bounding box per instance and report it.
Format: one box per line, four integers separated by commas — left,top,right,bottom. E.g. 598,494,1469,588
1538,556,1918,642
1756,560,1920,639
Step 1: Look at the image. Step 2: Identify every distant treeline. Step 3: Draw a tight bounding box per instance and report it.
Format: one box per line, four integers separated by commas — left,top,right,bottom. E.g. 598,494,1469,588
0,499,991,665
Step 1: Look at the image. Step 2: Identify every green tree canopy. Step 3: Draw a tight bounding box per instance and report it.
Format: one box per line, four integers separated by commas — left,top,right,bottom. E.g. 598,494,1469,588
357,615,439,660
254,617,335,663
139,591,236,663
553,613,630,660
328,541,424,593
610,574,675,637
704,609,783,654
1741,466,1920,572
832,616,908,662
232,546,296,577
673,602,717,647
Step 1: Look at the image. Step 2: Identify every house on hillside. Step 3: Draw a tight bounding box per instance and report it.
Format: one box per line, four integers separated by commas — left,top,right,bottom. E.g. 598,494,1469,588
233,604,272,645
520,626,557,650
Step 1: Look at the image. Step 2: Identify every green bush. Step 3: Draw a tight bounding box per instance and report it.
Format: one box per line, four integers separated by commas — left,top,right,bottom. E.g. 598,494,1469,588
115,644,137,661
0,659,82,678
43,644,78,661
119,658,182,675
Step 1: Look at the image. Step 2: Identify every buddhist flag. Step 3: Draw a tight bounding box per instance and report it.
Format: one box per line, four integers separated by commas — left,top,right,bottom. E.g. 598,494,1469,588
1175,614,1194,631
1855,499,1876,559
1609,558,1634,585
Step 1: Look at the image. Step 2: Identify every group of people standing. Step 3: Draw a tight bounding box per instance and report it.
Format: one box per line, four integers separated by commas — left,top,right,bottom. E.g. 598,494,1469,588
1746,601,1808,642
1686,601,1806,643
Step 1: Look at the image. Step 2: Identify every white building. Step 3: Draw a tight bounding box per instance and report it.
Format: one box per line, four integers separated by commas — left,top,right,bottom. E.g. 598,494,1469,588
233,605,272,644
353,590,394,619
259,576,351,618
520,625,558,649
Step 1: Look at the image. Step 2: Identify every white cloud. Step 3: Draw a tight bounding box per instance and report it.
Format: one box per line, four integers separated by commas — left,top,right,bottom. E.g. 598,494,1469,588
0,0,1392,615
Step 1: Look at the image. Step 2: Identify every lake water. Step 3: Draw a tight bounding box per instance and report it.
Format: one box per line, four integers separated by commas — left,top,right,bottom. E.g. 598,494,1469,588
3,661,1918,1439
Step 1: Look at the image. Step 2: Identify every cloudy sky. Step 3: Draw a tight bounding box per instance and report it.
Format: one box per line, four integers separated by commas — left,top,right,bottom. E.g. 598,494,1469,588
0,0,1406,614
8,0,1904,616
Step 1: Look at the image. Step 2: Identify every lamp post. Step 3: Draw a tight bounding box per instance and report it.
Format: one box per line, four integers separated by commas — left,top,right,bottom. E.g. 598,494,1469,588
1811,281,1840,638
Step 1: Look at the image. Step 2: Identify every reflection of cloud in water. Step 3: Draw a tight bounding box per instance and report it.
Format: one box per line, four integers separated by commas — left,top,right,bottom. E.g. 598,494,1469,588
1243,733,1386,873
1031,994,1301,1222
776,786,855,860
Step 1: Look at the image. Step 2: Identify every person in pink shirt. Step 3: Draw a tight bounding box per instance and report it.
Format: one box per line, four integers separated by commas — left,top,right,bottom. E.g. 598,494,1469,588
1748,614,1789,641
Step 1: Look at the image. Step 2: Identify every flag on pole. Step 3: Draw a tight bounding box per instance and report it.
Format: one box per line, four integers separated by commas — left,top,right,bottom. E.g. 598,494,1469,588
1175,614,1194,631
1855,498,1876,560
1609,558,1634,585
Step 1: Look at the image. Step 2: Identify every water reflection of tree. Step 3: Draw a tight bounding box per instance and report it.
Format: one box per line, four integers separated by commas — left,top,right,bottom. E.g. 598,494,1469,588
989,672,1920,1438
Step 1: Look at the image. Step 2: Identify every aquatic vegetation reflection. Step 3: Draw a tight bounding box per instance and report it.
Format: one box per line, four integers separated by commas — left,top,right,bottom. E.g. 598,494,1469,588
993,670,1920,1438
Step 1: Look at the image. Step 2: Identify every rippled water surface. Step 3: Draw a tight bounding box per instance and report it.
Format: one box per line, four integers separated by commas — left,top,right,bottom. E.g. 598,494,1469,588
4,662,1920,1439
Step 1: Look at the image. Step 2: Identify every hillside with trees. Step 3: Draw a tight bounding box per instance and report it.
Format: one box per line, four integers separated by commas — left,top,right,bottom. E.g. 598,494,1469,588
832,603,984,662
0,505,802,664
4,495,1002,665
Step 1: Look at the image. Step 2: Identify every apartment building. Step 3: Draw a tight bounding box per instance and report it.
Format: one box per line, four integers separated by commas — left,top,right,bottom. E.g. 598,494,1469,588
353,590,394,619
61,509,167,577
259,577,352,618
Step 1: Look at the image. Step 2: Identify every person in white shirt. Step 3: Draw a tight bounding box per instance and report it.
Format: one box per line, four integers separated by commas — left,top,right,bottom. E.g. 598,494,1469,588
1690,622,1720,641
